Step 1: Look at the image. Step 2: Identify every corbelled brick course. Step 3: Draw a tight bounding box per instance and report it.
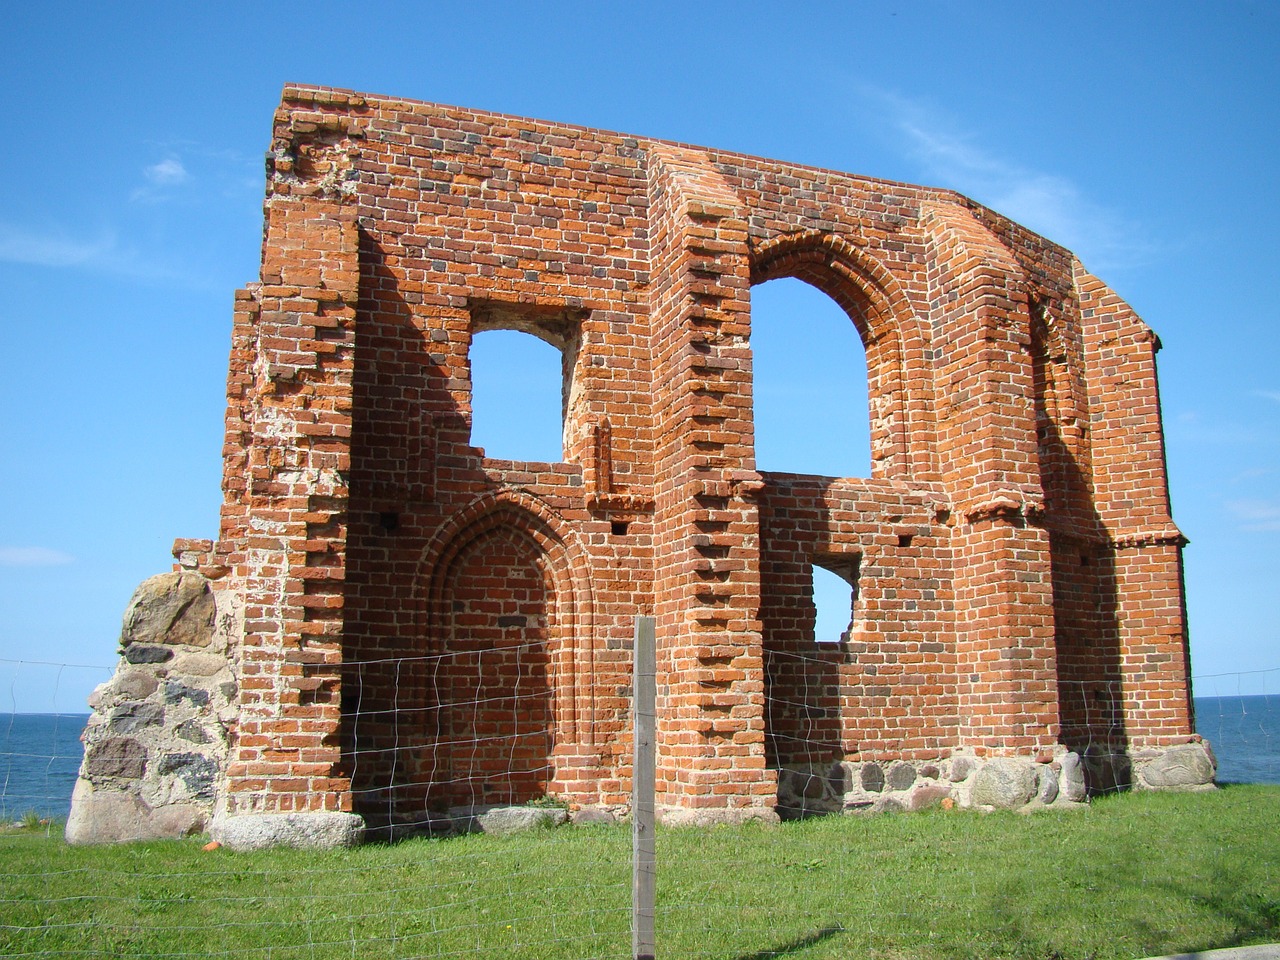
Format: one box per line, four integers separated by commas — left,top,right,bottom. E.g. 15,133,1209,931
177,84,1196,830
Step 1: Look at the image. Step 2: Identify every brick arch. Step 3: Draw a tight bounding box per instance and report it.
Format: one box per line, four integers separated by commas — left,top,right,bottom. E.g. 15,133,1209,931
1029,300,1090,525
1028,300,1082,430
419,489,596,741
749,232,936,480
1029,303,1068,410
1029,299,1064,357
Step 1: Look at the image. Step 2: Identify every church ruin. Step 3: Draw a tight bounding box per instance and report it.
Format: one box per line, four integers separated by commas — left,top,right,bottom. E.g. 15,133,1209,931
68,85,1210,846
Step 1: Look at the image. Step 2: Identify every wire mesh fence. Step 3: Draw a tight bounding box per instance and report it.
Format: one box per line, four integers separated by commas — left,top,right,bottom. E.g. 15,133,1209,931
2,653,1278,959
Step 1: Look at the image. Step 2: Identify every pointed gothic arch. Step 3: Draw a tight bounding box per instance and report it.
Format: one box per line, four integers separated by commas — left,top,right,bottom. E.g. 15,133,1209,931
750,232,937,481
408,491,598,806
419,490,596,742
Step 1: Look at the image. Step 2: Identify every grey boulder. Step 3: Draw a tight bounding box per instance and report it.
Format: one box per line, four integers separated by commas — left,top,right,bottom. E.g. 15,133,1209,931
970,758,1037,810
121,572,216,649
1141,743,1216,788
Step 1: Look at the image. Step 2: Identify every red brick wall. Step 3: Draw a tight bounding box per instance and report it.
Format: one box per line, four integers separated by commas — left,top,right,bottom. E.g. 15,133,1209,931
194,85,1194,821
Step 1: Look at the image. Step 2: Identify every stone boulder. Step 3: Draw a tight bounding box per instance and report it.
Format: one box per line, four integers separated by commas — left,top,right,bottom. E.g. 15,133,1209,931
65,782,205,844
1138,743,1216,789
776,768,840,819
477,806,570,835
860,763,885,793
949,755,976,782
570,806,619,826
908,783,953,811
1037,764,1059,804
1059,752,1087,802
1082,748,1132,794
121,572,216,649
885,761,917,791
657,805,779,827
970,758,1038,810
211,812,365,850
84,737,147,780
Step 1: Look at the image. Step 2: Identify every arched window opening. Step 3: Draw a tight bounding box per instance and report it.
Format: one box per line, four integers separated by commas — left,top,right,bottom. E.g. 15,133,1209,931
469,329,565,462
812,556,859,644
750,277,871,478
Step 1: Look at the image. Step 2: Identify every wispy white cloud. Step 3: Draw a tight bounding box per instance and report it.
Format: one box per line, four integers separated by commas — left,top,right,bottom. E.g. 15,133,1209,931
0,222,119,270
1166,410,1260,446
1230,466,1274,484
0,219,184,282
133,145,259,201
0,218,226,290
176,144,260,196
145,157,188,186
132,154,192,202
0,547,75,567
3,140,259,284
861,89,1153,273
1225,500,1280,533
1255,390,1280,403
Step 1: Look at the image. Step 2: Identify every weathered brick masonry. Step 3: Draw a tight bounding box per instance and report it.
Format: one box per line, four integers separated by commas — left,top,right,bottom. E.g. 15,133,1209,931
169,84,1197,835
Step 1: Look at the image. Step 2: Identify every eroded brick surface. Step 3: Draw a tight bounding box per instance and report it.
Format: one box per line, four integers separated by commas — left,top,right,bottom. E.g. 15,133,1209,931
179,85,1193,824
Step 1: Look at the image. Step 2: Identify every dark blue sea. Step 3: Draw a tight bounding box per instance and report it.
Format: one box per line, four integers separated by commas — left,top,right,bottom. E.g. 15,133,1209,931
1193,694,1280,785
2,696,1278,820
1,713,89,821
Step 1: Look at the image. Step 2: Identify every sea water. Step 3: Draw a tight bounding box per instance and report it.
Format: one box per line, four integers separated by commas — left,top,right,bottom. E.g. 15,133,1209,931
1194,694,1280,785
1,713,88,820
3,697,1278,821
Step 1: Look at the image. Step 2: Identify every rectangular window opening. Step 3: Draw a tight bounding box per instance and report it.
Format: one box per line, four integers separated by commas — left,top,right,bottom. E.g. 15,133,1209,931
812,556,860,645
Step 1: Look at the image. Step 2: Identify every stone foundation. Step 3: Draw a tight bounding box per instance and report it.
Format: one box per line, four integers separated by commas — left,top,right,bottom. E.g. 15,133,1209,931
66,572,238,844
69,562,1216,846
776,742,1216,818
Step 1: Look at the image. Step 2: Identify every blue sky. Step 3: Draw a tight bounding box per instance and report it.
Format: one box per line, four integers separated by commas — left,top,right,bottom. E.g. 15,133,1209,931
2,1,1277,711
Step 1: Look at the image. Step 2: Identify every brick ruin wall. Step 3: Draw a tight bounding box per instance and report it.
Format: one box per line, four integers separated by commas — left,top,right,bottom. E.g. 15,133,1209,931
72,85,1209,842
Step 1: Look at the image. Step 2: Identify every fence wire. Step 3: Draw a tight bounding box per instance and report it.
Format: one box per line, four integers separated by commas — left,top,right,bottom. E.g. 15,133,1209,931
2,655,1278,959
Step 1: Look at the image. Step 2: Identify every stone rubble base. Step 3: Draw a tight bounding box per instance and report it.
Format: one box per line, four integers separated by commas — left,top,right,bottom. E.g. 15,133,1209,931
64,570,1214,847
73,736,1217,849
65,572,238,845
777,742,1217,819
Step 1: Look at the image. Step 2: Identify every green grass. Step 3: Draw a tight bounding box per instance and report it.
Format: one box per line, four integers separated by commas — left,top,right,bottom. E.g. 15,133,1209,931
1,786,1277,959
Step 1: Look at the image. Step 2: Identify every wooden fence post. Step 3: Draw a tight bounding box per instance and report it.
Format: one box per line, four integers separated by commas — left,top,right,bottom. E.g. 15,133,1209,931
633,615,656,960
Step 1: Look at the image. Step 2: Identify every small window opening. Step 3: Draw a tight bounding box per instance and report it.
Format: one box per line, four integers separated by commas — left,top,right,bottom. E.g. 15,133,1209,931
378,511,400,533
812,557,859,644
610,520,630,537
897,533,914,548
469,328,566,462
751,277,871,478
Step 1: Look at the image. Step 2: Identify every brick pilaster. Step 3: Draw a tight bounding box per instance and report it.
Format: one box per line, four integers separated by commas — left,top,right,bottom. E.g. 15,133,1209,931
222,89,365,814
645,145,775,813
923,200,1059,756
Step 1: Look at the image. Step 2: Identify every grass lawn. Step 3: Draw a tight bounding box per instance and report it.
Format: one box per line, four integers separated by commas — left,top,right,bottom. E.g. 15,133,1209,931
1,785,1277,959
